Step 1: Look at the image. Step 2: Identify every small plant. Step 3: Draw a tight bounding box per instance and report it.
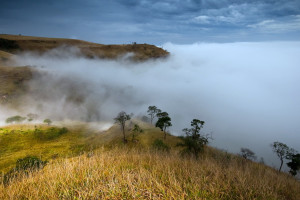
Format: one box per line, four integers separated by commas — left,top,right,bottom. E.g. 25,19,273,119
131,124,143,141
152,139,170,152
43,119,52,126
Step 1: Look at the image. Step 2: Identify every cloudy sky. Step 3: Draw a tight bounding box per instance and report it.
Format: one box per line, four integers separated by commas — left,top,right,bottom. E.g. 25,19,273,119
1,0,300,44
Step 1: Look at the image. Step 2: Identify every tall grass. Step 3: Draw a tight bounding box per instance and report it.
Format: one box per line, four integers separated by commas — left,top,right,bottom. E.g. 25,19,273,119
1,147,299,200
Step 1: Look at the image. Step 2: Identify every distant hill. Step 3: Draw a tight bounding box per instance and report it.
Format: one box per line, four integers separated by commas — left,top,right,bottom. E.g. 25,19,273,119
0,34,169,103
0,34,169,62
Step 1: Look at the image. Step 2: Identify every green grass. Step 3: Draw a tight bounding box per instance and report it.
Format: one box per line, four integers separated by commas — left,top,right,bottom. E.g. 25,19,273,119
0,121,180,173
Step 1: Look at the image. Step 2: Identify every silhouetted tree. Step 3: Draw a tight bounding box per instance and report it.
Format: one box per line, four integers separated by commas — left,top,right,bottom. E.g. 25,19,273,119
27,113,38,121
271,141,295,172
114,111,131,143
177,119,209,159
43,119,52,126
240,148,256,160
147,106,161,124
155,111,172,139
287,153,300,176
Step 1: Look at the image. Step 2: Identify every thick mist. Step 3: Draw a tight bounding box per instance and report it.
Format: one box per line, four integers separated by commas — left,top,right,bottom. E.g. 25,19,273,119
2,42,300,168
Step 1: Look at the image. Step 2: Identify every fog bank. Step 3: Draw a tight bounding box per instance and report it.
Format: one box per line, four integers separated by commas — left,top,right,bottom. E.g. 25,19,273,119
2,42,300,167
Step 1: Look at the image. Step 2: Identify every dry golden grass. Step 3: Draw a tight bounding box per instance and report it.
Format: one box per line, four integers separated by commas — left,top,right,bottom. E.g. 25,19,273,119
0,66,32,98
1,147,299,200
0,34,169,61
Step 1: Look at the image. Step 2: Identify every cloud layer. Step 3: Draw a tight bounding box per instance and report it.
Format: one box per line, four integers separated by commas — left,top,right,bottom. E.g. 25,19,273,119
1,41,300,168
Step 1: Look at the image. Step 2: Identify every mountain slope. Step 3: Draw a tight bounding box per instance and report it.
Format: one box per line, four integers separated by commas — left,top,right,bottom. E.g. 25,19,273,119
0,34,169,61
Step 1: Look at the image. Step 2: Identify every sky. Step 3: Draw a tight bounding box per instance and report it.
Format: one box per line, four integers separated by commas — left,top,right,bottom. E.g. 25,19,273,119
1,0,300,44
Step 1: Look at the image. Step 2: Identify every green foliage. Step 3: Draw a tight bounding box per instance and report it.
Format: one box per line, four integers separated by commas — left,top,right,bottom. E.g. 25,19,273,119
287,153,300,176
114,111,131,143
3,156,47,185
131,124,143,141
152,139,170,152
155,111,172,139
177,119,209,159
34,127,68,140
5,115,26,124
43,119,52,125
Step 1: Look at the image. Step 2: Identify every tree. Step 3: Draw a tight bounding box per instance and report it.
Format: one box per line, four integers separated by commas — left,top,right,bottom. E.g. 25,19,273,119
147,106,161,125
271,141,295,172
6,115,26,124
114,111,131,143
27,113,38,121
287,153,300,176
177,119,209,159
155,112,172,139
43,119,52,126
240,148,256,160
131,124,143,141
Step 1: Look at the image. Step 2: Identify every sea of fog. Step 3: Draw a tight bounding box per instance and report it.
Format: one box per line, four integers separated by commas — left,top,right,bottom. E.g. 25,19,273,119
1,41,299,169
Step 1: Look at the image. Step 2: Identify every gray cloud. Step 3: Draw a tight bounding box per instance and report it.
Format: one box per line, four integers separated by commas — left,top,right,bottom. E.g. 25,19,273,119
1,0,300,43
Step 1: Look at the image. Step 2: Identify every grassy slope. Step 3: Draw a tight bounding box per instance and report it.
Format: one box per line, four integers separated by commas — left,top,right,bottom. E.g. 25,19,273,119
0,121,178,173
0,66,32,99
0,34,169,61
0,121,300,199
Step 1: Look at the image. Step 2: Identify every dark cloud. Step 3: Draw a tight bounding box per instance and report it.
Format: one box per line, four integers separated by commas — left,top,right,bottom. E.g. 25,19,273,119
0,0,300,43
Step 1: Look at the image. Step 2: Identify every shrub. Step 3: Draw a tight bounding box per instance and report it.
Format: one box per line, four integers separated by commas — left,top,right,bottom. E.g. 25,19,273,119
2,156,47,185
152,139,170,152
0,38,19,51
34,127,68,140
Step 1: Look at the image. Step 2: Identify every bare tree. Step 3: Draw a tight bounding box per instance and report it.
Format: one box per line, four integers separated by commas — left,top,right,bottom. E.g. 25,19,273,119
147,106,161,124
114,111,131,143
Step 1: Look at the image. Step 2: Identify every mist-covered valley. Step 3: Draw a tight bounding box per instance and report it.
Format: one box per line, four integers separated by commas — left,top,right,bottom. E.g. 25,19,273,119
1,41,300,168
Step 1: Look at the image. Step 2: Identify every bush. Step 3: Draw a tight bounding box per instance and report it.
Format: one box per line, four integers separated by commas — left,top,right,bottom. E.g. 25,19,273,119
0,38,19,51
152,139,170,152
34,127,68,140
2,156,47,185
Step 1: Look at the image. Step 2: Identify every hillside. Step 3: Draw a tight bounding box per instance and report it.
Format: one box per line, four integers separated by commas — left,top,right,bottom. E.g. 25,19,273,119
0,34,169,62
0,120,179,173
0,120,300,199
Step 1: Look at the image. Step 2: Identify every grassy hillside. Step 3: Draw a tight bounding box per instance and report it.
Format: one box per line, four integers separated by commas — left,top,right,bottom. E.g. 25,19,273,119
0,66,33,102
0,120,300,199
1,147,300,199
0,120,179,173
0,34,169,61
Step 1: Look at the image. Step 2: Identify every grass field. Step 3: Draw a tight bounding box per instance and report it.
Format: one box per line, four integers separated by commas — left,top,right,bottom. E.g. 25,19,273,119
0,120,300,199
0,146,299,199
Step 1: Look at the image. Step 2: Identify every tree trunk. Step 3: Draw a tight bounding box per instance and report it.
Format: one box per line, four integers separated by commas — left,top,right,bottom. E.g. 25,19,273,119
122,125,126,143
279,158,283,172
163,126,166,140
